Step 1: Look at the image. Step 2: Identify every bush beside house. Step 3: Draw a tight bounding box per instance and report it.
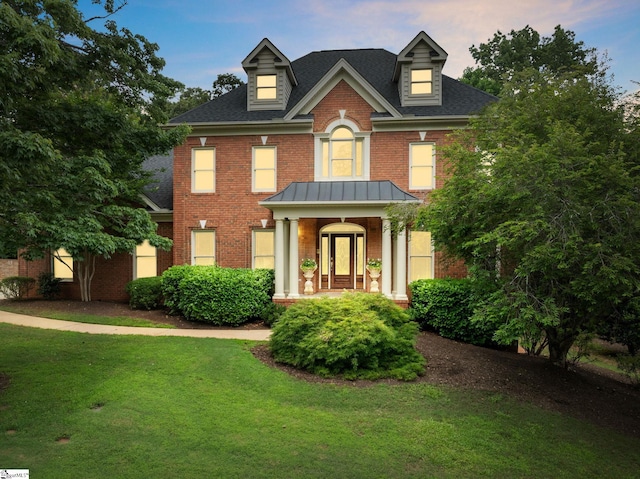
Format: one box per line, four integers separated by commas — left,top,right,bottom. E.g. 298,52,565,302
160,265,274,326
409,279,498,347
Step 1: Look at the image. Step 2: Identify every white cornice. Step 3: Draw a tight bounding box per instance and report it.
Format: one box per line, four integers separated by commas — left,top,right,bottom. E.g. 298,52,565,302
166,119,314,137
371,115,472,132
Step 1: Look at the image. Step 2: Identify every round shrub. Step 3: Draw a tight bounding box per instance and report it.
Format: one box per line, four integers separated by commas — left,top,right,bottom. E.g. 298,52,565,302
37,272,62,300
126,276,163,310
269,293,425,381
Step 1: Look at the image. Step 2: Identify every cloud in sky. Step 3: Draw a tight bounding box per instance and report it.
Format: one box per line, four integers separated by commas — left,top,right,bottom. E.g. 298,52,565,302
108,0,639,91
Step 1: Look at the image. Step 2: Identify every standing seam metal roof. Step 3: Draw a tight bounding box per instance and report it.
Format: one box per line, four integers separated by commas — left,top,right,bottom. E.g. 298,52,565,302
261,181,420,203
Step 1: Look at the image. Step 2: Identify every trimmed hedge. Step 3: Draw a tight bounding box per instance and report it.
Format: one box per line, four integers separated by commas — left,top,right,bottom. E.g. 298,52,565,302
161,265,274,326
269,293,425,381
126,276,163,310
409,278,497,346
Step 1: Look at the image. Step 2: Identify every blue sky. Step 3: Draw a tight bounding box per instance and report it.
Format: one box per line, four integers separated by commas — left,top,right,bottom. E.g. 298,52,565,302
80,0,639,93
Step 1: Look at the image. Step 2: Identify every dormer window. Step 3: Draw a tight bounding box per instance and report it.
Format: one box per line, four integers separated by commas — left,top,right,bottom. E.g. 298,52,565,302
257,74,277,100
410,69,433,95
393,31,447,107
242,38,298,111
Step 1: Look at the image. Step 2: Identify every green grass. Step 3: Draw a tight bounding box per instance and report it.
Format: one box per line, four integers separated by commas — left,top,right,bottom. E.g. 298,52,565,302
0,303,174,328
1,324,639,478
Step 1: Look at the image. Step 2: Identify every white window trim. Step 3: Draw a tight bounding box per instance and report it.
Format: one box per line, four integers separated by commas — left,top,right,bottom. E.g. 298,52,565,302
191,230,216,265
192,147,216,193
52,248,74,282
408,230,434,281
252,146,277,192
133,240,158,279
409,142,436,190
256,73,278,101
314,118,370,181
252,229,275,269
410,68,434,97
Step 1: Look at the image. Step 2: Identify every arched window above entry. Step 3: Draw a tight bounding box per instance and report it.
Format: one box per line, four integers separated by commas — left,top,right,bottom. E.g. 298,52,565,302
314,119,370,181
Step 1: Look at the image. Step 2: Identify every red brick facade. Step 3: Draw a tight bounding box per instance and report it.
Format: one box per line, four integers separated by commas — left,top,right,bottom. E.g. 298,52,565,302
17,34,488,303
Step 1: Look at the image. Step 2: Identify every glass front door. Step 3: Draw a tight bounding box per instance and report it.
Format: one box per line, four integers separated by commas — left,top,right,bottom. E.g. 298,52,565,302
320,226,365,290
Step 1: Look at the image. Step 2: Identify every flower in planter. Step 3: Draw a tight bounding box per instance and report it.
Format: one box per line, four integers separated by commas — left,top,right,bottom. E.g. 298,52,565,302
300,258,317,270
367,258,382,270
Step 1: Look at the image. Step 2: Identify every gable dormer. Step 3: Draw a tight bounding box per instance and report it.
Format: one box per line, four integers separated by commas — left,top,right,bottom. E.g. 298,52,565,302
242,38,297,111
393,31,448,107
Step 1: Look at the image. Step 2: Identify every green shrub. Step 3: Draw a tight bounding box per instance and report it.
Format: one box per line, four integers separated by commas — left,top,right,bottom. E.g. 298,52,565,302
126,276,163,310
260,301,287,328
37,272,62,300
161,265,274,326
0,276,36,300
269,293,425,380
409,279,497,346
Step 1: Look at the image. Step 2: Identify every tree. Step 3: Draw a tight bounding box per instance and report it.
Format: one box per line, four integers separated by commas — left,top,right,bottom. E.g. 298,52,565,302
211,73,243,98
460,25,598,96
166,73,244,118
165,86,212,118
0,0,189,300
391,68,640,366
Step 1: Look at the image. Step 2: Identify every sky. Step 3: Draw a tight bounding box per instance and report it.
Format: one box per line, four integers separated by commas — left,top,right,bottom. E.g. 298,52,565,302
81,0,639,93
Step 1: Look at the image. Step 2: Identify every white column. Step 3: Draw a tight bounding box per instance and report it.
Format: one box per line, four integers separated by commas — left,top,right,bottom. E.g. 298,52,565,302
395,226,408,300
382,218,392,298
288,218,300,298
283,221,290,295
273,219,285,299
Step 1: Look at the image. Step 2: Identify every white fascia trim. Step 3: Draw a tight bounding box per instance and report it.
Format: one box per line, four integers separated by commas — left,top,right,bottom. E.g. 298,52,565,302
371,115,471,132
285,59,402,120
175,119,314,137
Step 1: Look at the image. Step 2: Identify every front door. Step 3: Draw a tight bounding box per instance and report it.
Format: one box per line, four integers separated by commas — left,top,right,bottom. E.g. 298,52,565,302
331,234,354,289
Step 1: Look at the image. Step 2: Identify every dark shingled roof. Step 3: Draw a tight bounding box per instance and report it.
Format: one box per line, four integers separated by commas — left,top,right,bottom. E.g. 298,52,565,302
261,181,419,204
169,48,496,124
142,152,173,210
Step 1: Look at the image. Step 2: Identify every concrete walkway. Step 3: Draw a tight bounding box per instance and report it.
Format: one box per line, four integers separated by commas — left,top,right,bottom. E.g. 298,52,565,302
0,310,271,341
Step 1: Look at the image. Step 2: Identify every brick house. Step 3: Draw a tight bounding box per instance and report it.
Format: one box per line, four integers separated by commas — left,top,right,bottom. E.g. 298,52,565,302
20,31,495,303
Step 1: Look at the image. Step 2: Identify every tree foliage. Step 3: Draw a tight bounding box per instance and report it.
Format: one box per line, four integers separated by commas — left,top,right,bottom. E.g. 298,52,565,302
390,66,640,366
460,25,599,96
0,0,189,300
166,73,244,118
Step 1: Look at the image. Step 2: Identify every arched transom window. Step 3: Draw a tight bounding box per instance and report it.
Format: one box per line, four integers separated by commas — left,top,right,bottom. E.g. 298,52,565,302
315,121,369,181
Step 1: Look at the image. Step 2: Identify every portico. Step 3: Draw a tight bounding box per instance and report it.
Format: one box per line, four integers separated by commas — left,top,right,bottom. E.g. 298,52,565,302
260,180,420,301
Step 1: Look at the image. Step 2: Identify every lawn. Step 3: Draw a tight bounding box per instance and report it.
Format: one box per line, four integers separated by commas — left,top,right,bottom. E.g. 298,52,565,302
1,323,639,478
0,302,174,328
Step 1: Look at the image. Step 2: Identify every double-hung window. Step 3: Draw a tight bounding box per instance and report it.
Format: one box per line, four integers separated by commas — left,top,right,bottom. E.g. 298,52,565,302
192,230,215,265
410,69,433,95
409,231,433,282
409,143,435,189
256,74,277,100
253,230,275,269
192,148,215,193
253,146,276,192
53,248,73,281
134,240,157,279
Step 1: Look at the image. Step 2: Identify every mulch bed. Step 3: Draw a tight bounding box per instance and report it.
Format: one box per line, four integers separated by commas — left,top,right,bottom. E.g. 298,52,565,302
3,299,640,439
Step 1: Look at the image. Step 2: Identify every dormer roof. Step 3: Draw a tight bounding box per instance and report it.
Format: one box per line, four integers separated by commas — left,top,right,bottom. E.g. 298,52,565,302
241,38,297,86
393,31,448,82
